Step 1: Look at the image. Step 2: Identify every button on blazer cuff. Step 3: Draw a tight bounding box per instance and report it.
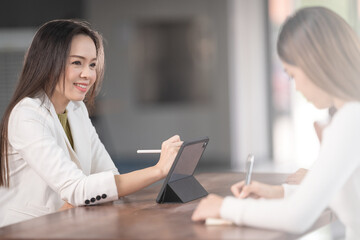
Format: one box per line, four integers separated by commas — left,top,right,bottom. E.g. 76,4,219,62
79,171,118,206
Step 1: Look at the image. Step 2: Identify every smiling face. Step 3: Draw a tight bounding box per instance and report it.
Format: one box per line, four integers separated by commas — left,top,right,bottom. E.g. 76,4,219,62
282,61,336,109
51,34,97,114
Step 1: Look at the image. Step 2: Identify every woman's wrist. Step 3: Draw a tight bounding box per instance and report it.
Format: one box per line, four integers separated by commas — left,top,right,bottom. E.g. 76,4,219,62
152,164,166,179
273,185,284,198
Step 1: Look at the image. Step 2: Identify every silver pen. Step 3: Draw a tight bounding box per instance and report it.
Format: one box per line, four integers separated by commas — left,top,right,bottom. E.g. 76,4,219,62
245,154,255,185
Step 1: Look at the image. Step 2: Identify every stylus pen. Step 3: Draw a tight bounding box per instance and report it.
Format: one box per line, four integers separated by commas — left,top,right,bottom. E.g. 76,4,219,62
137,149,161,154
245,154,255,185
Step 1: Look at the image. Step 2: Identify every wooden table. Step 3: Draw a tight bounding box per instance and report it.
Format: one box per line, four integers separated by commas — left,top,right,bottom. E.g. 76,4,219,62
0,172,334,239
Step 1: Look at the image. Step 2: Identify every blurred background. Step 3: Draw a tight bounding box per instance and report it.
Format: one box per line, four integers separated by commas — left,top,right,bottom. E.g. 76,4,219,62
1,0,358,238
1,0,359,172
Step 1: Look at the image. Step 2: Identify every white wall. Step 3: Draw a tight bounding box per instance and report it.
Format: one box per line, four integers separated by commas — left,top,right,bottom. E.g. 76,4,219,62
86,0,231,165
228,0,271,169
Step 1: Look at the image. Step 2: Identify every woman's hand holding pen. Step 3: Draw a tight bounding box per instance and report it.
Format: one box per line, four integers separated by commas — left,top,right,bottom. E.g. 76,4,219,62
155,135,183,178
192,182,284,222
231,181,284,199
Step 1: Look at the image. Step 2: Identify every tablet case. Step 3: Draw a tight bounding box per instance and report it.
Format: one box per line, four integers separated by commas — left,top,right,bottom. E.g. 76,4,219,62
156,137,209,203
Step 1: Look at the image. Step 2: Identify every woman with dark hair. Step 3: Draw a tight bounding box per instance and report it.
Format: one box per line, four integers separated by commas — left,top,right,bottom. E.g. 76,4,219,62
192,7,360,239
0,19,182,227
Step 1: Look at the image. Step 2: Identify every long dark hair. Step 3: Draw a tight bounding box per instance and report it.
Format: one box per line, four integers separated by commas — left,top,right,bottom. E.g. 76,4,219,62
0,19,105,187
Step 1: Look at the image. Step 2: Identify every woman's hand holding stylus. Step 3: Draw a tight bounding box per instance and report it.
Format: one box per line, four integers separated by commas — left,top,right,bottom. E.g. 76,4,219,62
114,135,182,197
231,181,284,199
155,135,183,178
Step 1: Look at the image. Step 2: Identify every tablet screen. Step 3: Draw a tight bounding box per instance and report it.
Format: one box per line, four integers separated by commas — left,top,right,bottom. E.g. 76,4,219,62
156,137,209,203
168,141,207,182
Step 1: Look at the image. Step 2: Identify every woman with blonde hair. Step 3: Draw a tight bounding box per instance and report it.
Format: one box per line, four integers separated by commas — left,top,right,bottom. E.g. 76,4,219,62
0,19,182,227
192,7,360,239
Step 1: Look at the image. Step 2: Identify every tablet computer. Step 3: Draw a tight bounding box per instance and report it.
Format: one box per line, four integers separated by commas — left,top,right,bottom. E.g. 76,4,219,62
156,137,209,203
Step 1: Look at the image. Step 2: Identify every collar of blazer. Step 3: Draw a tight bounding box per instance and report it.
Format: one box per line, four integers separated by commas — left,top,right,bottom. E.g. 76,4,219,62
37,92,92,175
39,92,82,113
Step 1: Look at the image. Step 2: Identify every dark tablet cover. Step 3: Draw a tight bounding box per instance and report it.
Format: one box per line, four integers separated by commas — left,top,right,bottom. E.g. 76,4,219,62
156,137,209,203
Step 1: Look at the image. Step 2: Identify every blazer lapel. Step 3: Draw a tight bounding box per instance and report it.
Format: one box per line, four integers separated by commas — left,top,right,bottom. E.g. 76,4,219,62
42,94,89,174
66,102,92,175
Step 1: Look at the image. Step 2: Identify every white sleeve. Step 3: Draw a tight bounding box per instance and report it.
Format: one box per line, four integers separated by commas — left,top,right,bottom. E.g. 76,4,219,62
220,106,360,234
282,184,299,198
8,101,119,206
80,103,119,175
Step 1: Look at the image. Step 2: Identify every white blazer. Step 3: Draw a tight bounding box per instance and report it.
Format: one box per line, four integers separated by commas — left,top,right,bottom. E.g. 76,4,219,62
0,93,119,227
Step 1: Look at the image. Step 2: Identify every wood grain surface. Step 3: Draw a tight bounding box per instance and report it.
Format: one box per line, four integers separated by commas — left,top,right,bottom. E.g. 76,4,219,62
0,172,334,240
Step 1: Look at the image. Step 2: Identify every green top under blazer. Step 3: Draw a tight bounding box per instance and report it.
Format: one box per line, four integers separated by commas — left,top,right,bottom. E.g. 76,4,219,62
58,111,74,149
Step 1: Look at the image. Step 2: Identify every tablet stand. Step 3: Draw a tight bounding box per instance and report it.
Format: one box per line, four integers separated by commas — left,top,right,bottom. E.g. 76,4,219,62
158,175,208,203
155,137,210,204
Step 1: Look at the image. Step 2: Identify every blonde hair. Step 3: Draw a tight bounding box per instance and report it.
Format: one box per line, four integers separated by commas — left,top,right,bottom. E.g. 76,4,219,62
277,6,360,101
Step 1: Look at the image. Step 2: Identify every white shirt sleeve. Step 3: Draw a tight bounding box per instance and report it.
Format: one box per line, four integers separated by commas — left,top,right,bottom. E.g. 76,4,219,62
220,103,360,234
282,184,299,198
